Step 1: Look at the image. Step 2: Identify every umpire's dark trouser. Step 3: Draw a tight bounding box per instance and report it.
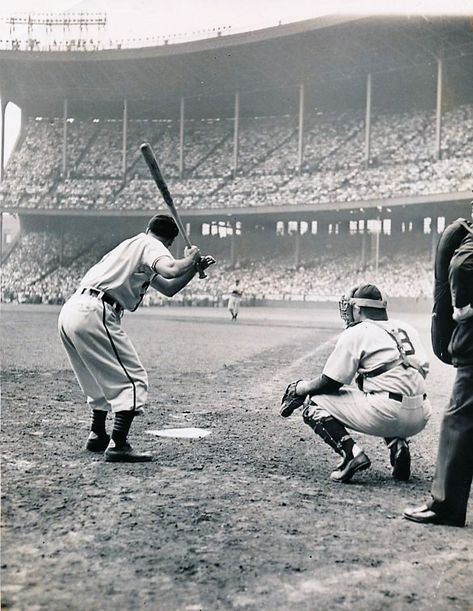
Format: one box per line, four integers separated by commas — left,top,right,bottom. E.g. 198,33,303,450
428,365,473,525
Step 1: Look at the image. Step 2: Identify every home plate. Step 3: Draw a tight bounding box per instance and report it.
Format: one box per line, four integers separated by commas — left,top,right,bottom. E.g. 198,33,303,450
146,427,211,439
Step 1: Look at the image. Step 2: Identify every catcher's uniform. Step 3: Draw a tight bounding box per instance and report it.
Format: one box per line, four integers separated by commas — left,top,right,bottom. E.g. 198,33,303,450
307,319,432,438
58,232,174,414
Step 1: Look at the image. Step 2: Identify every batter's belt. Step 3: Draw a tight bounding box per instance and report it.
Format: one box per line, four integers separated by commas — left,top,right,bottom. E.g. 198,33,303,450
81,287,123,314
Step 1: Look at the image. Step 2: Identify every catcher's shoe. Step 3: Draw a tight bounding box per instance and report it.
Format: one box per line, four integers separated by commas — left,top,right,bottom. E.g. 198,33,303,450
330,451,371,483
389,438,411,481
104,441,153,463
86,432,110,453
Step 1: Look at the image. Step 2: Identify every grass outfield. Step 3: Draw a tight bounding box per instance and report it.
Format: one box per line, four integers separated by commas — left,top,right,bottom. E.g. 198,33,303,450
1,304,471,610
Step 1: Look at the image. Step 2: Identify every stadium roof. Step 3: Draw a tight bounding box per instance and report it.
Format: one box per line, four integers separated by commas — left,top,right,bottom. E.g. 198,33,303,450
1,14,472,118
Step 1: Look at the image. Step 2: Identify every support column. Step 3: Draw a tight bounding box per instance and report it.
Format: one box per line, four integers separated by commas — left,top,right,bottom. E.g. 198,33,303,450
374,216,381,279
364,73,372,169
0,211,3,262
179,96,185,179
294,221,301,268
233,92,240,177
62,98,68,176
0,99,7,183
435,58,443,161
297,83,305,174
122,98,128,183
431,216,439,263
230,219,236,267
59,218,64,266
360,226,367,267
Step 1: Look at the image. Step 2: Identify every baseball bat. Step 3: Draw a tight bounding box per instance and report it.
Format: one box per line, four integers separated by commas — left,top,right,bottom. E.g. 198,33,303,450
140,142,206,279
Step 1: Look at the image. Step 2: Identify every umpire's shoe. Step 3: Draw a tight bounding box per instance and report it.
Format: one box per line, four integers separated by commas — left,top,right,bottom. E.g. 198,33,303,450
389,438,411,481
86,432,110,453
330,451,371,483
403,504,465,527
104,440,153,462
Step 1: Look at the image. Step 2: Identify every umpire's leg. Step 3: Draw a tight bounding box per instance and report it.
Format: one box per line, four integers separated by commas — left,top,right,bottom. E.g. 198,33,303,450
428,365,473,525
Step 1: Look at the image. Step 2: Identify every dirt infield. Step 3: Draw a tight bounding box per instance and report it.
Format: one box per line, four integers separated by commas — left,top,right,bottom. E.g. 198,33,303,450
1,305,472,610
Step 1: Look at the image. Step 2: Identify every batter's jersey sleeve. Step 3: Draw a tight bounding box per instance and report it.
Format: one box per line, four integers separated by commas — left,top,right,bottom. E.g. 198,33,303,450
141,238,174,272
80,233,175,311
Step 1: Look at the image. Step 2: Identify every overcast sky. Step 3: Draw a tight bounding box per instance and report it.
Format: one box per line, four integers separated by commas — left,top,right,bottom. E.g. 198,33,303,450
2,0,473,41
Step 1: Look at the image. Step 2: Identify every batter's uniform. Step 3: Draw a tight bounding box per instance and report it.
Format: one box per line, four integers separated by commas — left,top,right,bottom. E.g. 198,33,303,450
305,319,432,439
58,232,174,416
228,284,243,320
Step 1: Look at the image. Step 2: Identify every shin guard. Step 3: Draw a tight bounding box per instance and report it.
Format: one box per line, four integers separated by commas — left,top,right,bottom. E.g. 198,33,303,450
302,409,354,457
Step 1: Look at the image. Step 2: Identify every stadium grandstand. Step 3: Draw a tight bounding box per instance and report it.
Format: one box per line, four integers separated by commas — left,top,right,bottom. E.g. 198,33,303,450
0,14,472,306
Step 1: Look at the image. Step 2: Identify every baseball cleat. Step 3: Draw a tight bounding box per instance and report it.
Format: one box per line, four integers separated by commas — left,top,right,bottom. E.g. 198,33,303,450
389,438,411,481
86,432,110,453
330,451,371,483
104,441,153,463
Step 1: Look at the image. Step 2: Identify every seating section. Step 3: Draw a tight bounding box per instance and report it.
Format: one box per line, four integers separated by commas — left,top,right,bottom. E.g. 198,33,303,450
1,104,472,211
1,230,433,304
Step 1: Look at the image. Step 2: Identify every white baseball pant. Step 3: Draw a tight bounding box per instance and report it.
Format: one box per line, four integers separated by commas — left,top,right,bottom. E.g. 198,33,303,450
306,387,431,438
58,291,147,414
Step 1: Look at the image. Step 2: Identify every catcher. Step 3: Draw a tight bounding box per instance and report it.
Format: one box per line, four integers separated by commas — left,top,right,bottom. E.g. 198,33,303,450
280,284,432,483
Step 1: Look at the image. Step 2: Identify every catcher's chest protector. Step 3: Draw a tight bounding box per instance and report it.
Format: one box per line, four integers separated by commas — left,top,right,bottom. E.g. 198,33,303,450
432,218,473,364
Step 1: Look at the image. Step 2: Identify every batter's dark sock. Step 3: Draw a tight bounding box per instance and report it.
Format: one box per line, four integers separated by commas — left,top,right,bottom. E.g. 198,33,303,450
111,411,135,448
91,410,108,437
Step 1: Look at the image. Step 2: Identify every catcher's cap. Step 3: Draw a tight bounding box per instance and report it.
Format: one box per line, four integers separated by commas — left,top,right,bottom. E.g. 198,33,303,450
147,214,179,240
350,284,387,309
339,283,387,326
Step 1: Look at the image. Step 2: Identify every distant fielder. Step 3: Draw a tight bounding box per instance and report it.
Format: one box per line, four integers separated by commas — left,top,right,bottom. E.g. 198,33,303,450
58,214,215,463
228,279,243,321
281,284,431,483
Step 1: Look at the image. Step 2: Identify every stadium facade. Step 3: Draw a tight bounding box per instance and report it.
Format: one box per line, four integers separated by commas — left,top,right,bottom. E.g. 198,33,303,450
0,15,472,302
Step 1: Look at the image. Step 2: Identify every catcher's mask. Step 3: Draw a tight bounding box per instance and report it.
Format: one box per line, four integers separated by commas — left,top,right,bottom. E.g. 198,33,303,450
339,284,388,326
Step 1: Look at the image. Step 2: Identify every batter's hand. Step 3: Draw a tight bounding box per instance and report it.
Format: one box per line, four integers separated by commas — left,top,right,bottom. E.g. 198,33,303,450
199,255,216,271
185,245,201,262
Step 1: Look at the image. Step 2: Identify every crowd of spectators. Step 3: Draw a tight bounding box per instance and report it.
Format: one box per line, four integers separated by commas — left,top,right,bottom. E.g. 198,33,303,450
1,104,471,212
1,229,433,306
0,230,110,304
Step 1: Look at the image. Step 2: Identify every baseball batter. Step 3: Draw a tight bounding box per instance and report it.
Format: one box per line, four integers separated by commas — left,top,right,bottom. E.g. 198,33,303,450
281,284,431,483
228,279,243,321
58,214,215,462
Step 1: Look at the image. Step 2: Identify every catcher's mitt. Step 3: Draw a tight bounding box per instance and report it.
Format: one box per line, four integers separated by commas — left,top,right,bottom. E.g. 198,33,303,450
280,380,306,418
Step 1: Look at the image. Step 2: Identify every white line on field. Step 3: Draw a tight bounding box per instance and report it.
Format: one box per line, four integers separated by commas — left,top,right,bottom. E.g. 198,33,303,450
262,336,338,394
282,550,470,601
